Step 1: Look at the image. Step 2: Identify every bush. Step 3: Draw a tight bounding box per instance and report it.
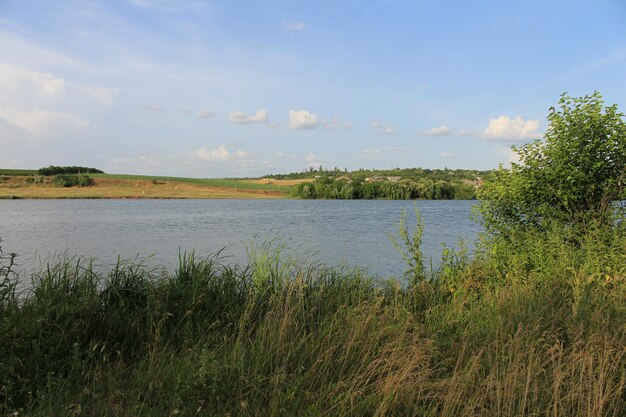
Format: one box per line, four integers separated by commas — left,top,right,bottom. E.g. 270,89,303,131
38,166,103,176
52,174,92,187
477,92,626,235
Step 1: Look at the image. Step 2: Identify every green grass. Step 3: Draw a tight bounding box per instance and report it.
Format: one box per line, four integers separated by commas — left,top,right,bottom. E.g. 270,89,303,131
1,223,625,416
91,173,292,192
0,169,38,176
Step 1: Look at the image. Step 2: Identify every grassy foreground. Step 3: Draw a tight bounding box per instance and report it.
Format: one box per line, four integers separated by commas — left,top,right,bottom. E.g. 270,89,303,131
1,223,625,416
0,174,295,199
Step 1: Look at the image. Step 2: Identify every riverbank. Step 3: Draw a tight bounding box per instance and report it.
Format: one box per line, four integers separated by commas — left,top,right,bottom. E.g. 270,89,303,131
0,175,297,199
1,222,624,416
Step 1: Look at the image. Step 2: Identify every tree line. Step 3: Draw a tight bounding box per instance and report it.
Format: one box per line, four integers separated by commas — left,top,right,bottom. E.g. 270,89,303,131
37,166,103,176
268,166,489,183
292,176,478,200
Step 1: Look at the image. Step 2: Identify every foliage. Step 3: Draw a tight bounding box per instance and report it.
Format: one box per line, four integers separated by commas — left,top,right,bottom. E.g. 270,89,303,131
38,165,104,176
268,166,489,183
0,239,18,317
389,206,426,285
0,169,38,176
52,174,92,187
477,92,626,234
292,176,477,200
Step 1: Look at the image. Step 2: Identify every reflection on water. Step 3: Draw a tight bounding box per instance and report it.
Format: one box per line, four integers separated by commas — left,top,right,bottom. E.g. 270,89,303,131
0,199,481,278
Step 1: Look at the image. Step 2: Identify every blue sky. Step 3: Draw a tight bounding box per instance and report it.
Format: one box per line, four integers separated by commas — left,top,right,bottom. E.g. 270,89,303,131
1,0,625,177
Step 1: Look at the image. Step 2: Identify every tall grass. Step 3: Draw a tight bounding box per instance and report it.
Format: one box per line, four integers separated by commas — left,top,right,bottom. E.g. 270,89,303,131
0,223,624,416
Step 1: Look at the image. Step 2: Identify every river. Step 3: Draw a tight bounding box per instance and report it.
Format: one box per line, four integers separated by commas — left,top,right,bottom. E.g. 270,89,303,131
0,199,481,278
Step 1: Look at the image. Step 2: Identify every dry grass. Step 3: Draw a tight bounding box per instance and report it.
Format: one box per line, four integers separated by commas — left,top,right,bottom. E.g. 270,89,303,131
0,176,288,199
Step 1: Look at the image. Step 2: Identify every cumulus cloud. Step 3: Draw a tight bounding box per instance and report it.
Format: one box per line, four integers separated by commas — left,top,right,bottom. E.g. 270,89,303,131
0,106,88,135
191,145,250,161
324,116,352,130
107,146,255,176
196,109,214,119
229,109,268,124
483,116,541,141
0,64,116,142
290,110,320,130
285,22,307,31
145,103,165,112
371,121,395,134
306,153,324,168
418,125,451,137
192,146,229,161
0,64,65,100
0,64,116,108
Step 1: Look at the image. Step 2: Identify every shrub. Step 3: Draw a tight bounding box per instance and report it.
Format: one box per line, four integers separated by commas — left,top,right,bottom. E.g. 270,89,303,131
477,92,626,235
52,174,92,187
38,166,103,176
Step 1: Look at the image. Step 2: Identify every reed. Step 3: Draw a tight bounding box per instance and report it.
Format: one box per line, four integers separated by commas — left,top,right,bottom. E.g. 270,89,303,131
0,224,624,416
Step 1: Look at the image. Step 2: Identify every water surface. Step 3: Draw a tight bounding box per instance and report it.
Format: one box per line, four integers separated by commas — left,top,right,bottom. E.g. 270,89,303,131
0,199,481,278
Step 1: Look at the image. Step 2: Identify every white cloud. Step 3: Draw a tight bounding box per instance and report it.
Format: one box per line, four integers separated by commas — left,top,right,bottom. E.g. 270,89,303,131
229,109,268,124
196,109,214,119
324,116,352,130
0,64,65,99
0,64,115,141
441,152,455,158
358,147,409,158
192,145,230,161
285,22,307,31
289,109,320,130
107,146,255,176
371,121,395,134
0,64,116,106
418,125,451,137
306,153,324,168
0,106,88,136
145,103,165,112
498,146,522,166
191,145,250,161
483,116,541,141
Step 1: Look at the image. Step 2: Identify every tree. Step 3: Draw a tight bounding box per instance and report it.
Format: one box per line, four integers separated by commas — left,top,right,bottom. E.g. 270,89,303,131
477,92,626,235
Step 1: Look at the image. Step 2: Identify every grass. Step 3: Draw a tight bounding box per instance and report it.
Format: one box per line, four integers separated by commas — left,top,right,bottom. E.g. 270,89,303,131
0,169,38,176
90,174,293,192
1,219,625,416
0,175,292,199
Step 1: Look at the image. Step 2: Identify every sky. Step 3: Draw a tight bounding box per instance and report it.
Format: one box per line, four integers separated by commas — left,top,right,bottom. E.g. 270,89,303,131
1,0,625,177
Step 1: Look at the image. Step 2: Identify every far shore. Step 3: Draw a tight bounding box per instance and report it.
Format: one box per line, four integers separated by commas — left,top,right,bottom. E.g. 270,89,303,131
0,176,297,199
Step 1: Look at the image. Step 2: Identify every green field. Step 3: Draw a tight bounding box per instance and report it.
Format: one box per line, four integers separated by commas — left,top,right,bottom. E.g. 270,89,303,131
0,172,295,199
0,169,38,176
90,173,293,191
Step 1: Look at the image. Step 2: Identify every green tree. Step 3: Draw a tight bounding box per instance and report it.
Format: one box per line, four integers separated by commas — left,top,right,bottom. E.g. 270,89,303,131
477,92,626,235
